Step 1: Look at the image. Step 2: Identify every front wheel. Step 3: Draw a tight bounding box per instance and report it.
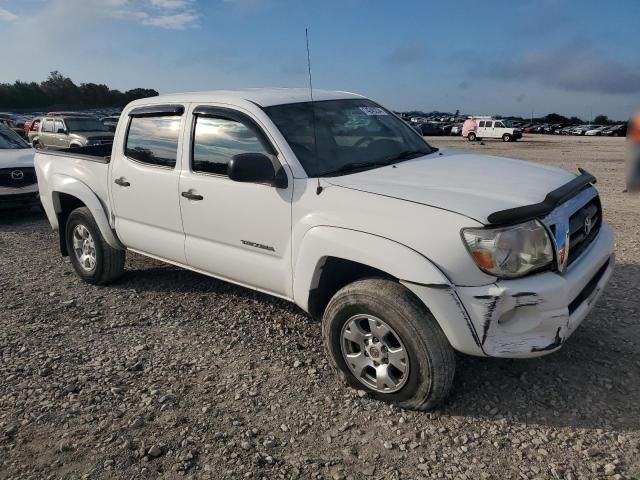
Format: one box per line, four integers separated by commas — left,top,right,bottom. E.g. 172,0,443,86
65,207,125,285
502,133,512,142
322,278,456,411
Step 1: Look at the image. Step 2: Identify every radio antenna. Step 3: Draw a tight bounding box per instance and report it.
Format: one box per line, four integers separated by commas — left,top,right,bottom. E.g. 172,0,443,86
306,27,323,195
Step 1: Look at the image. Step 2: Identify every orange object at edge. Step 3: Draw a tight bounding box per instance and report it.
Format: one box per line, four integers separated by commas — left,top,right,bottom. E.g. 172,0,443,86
630,113,640,143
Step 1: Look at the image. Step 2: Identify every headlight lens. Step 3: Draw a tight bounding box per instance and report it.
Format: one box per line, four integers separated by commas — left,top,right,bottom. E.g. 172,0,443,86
461,220,554,278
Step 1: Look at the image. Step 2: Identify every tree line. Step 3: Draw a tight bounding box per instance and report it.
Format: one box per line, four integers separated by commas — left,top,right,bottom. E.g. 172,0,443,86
0,71,158,110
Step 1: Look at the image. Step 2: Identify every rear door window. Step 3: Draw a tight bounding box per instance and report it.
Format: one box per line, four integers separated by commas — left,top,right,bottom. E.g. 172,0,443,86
125,116,181,168
42,119,54,133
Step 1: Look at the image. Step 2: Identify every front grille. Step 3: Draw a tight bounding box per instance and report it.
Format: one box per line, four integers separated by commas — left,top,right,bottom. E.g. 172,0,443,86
567,196,601,266
0,167,37,188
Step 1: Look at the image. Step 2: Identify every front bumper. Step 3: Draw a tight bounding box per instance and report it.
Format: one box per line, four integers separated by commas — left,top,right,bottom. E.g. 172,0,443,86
0,184,40,209
405,223,615,358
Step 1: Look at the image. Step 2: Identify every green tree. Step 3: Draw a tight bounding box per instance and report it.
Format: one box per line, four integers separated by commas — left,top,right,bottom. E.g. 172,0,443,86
593,115,610,125
0,71,158,109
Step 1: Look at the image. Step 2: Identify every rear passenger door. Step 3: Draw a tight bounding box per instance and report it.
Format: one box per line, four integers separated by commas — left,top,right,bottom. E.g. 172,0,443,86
110,104,188,264
178,105,293,296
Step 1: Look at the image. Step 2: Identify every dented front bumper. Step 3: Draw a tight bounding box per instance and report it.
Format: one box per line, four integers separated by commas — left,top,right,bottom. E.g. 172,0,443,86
456,222,615,357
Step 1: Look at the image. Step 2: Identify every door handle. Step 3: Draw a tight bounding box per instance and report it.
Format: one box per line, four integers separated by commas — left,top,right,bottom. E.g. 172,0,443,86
114,177,130,187
181,191,204,201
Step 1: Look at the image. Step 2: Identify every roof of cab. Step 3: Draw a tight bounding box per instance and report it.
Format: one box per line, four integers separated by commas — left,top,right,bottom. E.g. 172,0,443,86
125,88,365,108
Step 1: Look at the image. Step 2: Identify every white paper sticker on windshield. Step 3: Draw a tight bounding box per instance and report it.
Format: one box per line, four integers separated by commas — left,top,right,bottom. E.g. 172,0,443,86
359,106,387,116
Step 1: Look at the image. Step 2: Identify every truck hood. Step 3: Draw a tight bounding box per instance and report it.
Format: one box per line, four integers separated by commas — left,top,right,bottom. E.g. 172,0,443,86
0,148,35,169
326,149,576,224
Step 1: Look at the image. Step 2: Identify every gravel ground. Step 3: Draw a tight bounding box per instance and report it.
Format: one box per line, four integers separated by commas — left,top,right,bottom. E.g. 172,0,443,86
1,135,639,479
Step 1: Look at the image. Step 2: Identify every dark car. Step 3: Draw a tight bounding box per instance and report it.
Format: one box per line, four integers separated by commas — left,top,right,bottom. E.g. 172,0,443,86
602,124,627,137
101,116,120,132
418,122,444,136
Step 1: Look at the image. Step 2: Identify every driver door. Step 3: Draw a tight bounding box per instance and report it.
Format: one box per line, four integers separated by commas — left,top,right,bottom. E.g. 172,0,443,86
179,104,293,297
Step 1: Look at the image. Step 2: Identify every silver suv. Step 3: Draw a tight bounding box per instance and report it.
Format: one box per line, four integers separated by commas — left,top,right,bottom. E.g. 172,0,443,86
31,114,114,150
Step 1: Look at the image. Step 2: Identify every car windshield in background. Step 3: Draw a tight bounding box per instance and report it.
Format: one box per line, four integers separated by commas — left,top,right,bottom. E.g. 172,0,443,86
264,99,434,177
65,118,109,132
0,124,30,149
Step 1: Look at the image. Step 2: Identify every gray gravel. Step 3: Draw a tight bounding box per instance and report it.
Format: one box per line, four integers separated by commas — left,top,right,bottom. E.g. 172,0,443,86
1,135,639,479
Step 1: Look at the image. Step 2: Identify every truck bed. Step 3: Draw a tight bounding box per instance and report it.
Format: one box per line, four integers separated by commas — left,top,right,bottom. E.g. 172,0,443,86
34,144,114,233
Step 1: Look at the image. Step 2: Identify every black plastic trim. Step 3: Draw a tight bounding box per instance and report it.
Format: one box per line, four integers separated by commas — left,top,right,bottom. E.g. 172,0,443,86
129,104,185,118
487,169,597,225
568,258,609,315
39,145,112,163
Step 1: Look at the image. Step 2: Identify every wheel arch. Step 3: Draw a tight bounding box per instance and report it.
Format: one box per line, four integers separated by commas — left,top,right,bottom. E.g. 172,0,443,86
49,175,124,255
293,226,451,319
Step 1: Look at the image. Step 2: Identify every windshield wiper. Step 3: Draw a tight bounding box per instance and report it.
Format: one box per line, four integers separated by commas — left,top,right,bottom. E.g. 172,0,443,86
319,162,384,177
319,149,433,177
385,149,431,163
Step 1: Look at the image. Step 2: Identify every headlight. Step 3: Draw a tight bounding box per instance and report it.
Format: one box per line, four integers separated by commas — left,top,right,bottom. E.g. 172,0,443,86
461,220,554,278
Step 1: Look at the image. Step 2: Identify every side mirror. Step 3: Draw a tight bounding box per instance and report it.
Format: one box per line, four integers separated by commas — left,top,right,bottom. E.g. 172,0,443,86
228,153,287,188
57,128,67,134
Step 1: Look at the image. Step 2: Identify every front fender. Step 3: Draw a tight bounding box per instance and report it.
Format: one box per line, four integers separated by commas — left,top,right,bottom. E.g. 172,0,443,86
293,226,451,312
49,174,123,250
293,226,485,356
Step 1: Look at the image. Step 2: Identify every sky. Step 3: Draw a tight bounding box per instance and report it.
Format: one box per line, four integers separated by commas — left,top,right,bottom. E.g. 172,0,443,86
1,0,639,120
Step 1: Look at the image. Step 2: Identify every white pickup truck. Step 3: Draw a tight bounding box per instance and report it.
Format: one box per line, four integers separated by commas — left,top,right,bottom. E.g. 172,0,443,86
35,89,615,410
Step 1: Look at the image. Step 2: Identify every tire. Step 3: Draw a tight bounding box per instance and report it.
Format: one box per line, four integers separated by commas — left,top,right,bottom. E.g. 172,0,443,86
65,207,125,285
33,141,43,149
467,133,476,141
502,133,512,142
322,278,456,411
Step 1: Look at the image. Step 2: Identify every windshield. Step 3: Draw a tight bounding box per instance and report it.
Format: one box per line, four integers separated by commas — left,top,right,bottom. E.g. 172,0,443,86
64,118,109,132
264,99,435,177
0,124,30,149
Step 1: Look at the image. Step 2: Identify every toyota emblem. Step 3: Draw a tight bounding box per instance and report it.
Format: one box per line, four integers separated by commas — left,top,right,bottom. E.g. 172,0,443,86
584,215,592,235
10,170,24,180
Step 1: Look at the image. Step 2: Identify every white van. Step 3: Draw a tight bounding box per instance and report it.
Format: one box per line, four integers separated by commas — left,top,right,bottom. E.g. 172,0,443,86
463,117,522,142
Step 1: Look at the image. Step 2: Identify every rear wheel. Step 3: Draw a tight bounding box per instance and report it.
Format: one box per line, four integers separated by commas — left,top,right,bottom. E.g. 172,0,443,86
65,207,125,285
322,278,456,411
502,133,512,142
467,133,476,141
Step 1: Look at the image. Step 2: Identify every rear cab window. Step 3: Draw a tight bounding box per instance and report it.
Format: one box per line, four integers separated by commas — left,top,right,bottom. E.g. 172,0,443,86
124,106,184,168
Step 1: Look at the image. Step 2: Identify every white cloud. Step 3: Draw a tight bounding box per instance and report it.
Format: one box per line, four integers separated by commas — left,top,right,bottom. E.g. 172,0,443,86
141,12,198,29
0,7,18,22
150,0,192,9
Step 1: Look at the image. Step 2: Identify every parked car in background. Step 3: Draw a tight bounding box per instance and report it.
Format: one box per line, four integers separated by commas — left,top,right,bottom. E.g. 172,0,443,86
602,124,627,137
26,118,42,144
0,124,39,210
572,125,598,136
31,114,114,150
418,122,444,136
0,115,26,138
464,117,522,142
450,123,463,135
585,126,606,136
101,116,120,132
